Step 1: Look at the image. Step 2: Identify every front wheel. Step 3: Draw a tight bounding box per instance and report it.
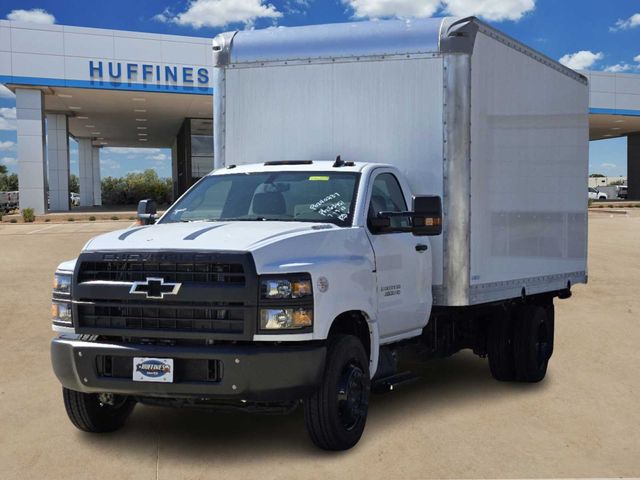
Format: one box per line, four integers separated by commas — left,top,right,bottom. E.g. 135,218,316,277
304,335,371,451
63,388,136,433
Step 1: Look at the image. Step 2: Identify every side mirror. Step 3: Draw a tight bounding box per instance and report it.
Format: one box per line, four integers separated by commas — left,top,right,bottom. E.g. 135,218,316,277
137,199,157,225
368,215,391,233
412,195,442,236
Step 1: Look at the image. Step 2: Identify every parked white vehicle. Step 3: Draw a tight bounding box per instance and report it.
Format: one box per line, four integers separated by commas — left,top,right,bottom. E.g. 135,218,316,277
0,190,19,213
70,192,80,207
50,17,588,451
589,187,608,200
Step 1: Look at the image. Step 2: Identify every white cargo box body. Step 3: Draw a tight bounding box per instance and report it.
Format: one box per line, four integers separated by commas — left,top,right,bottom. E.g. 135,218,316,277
212,17,588,307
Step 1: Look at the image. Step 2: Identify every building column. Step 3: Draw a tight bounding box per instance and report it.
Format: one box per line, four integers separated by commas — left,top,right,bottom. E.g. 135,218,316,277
92,146,102,206
46,113,70,211
16,89,47,214
78,138,94,207
628,134,640,200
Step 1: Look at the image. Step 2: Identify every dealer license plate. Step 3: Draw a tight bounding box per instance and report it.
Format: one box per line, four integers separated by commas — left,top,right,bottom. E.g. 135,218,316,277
132,357,174,383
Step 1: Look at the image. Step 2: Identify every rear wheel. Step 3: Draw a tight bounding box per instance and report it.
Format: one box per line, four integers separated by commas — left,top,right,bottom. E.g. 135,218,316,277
513,305,554,382
304,334,370,451
487,308,516,381
63,388,136,433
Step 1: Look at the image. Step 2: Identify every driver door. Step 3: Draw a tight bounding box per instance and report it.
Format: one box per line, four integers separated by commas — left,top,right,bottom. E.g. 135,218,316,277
365,171,431,340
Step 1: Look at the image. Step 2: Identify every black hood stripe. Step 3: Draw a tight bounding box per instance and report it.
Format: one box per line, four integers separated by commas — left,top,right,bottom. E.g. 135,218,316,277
184,224,227,240
118,226,149,241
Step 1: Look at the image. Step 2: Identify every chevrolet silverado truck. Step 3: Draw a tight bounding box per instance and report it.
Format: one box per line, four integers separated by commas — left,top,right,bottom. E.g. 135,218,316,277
50,17,588,451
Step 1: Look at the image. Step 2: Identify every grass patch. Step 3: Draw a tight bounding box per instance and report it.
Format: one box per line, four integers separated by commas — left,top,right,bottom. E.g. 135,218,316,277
67,218,75,222
89,216,96,221
45,218,51,222
110,216,119,221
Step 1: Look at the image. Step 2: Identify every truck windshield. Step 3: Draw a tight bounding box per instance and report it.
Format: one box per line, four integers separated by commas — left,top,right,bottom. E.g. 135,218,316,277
160,171,360,226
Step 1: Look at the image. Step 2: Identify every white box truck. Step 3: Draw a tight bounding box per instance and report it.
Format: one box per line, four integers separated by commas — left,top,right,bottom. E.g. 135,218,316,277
50,17,588,451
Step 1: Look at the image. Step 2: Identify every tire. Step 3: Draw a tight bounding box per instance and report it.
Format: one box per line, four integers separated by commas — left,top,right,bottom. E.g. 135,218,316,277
304,335,371,451
63,388,136,433
487,308,516,381
513,305,554,382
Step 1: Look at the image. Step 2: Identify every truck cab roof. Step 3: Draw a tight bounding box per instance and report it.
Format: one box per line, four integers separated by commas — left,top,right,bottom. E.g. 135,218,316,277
209,160,392,176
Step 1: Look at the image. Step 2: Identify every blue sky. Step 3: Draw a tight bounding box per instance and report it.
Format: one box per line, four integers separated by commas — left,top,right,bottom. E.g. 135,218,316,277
1,0,639,178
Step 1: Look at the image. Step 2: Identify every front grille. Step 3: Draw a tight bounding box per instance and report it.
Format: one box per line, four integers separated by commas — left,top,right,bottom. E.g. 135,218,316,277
78,301,246,334
79,260,245,285
73,251,258,340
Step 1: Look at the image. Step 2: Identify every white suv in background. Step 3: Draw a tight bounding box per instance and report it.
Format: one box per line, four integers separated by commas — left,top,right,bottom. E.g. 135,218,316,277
588,187,608,200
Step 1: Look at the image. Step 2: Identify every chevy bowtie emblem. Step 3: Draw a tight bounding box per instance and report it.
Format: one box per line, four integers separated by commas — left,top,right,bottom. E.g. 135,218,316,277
130,277,181,299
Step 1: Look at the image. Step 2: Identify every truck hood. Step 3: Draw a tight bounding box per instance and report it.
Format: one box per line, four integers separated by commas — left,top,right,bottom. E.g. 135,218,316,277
83,221,337,253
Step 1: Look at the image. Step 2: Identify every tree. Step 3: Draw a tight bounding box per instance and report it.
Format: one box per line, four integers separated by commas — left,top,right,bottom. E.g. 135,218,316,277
589,173,605,178
0,172,18,191
0,165,7,175
69,174,79,193
101,169,172,206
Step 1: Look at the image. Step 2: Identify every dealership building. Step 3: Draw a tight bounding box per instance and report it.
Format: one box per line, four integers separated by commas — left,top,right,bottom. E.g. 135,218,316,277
2,18,640,213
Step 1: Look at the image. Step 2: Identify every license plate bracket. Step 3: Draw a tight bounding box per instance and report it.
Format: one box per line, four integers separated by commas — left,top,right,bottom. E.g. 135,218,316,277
132,357,174,383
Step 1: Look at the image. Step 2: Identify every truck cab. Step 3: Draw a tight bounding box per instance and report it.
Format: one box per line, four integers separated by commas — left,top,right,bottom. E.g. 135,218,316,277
51,160,442,450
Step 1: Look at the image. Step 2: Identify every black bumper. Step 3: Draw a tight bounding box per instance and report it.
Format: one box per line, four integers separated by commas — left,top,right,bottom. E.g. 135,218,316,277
51,337,326,402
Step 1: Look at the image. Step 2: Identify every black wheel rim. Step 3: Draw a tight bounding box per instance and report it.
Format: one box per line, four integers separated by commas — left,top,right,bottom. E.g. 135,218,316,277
337,361,368,431
535,321,551,368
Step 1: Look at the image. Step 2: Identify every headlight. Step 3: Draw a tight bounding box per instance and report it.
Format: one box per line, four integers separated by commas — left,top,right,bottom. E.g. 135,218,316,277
261,278,312,299
260,308,313,330
51,301,73,326
52,272,72,327
53,273,72,294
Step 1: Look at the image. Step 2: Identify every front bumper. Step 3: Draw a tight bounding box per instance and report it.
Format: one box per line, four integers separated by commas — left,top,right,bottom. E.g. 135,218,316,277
51,337,326,402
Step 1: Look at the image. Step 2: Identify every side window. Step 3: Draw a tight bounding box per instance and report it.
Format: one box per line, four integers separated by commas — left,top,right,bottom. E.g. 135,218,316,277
367,173,409,232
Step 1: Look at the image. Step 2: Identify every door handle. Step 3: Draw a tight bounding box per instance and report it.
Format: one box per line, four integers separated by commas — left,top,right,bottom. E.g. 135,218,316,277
415,244,428,252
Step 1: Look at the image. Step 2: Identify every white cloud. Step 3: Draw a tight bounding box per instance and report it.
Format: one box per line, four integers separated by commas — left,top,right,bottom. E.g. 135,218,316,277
0,85,15,99
604,63,632,73
342,0,534,21
1,156,17,166
103,147,161,155
149,153,169,161
0,107,17,131
0,141,15,151
344,0,440,18
156,0,282,29
601,162,616,169
611,13,640,31
6,8,55,25
559,51,603,71
100,158,122,171
444,0,535,22
284,0,313,15
634,54,640,63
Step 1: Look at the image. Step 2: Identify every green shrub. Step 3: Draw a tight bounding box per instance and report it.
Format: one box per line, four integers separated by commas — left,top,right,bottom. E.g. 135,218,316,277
89,216,96,221
10,218,17,223
22,208,35,223
45,218,51,222
67,218,75,222
101,169,173,206
110,215,119,221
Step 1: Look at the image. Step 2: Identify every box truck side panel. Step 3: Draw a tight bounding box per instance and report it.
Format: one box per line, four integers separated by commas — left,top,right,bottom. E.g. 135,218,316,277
468,31,589,303
224,57,446,285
